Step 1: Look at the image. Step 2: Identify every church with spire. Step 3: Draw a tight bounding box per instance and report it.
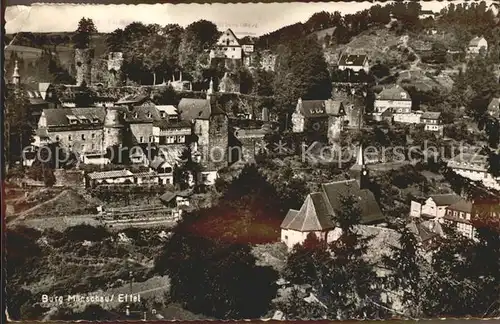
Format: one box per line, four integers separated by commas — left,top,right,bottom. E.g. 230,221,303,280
280,144,385,250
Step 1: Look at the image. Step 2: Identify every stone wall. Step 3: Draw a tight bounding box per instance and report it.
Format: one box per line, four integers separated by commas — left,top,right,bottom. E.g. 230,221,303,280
75,48,94,86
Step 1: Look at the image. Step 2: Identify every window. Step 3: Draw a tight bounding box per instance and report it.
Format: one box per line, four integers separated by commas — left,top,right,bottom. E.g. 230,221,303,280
178,136,185,143
68,135,72,141
285,235,288,240
202,174,208,182
55,135,60,141
81,134,85,140
139,136,144,143
91,144,95,150
92,133,95,139
149,136,153,142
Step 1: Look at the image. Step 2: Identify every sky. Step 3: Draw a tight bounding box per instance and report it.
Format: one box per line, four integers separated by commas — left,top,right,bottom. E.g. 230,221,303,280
5,1,494,37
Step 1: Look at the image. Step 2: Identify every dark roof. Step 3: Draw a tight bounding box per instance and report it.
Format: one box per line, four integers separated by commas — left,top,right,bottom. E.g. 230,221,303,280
298,100,328,118
430,193,461,206
160,189,193,203
280,193,335,231
153,119,192,129
421,111,441,120
124,106,161,123
407,219,443,243
338,54,368,67
42,107,105,127
321,179,385,224
377,85,411,101
87,169,133,180
178,98,225,121
447,199,473,213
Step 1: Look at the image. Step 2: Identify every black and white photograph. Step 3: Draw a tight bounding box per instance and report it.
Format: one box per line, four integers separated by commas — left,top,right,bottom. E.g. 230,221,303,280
3,0,500,321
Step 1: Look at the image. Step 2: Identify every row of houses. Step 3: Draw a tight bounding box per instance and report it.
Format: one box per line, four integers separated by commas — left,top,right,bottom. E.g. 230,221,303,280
25,77,272,187
410,192,500,240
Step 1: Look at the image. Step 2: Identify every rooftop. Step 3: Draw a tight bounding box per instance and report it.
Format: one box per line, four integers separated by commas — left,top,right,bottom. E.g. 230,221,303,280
376,84,411,101
87,169,133,180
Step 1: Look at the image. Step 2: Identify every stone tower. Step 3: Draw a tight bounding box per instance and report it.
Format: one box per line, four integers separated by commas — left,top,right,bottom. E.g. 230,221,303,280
349,144,369,189
12,60,20,85
107,52,124,87
75,48,94,86
103,107,124,151
207,78,229,170
291,98,305,133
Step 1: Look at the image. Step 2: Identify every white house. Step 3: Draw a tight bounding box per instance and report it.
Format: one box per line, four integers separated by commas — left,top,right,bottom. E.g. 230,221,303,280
467,36,488,54
421,111,444,135
447,153,500,191
209,29,243,61
337,54,370,73
410,193,462,220
373,85,412,122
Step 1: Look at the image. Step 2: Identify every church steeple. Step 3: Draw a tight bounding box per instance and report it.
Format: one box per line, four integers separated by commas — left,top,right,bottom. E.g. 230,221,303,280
207,77,214,100
349,144,369,189
12,60,20,85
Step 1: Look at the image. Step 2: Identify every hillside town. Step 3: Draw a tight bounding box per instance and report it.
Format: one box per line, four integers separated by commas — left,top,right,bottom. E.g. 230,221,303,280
4,1,500,321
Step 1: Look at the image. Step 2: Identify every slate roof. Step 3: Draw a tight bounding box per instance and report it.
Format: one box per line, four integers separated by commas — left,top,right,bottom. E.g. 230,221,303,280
447,199,473,213
298,100,328,118
430,193,462,206
124,106,161,123
421,111,441,120
321,179,385,225
87,169,133,180
430,193,461,206
376,85,411,101
160,189,193,203
407,219,443,243
178,98,225,121
42,107,106,127
338,54,368,67
280,192,335,231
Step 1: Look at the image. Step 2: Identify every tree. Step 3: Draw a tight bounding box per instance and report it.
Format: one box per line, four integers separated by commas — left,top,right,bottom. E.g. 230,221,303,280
5,84,34,167
251,69,274,97
178,20,219,80
155,230,278,319
106,28,125,52
73,17,97,49
383,227,425,317
273,37,331,129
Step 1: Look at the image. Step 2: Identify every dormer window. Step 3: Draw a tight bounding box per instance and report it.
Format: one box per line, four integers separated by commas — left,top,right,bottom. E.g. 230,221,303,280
67,115,78,125
161,112,166,118
147,112,152,118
